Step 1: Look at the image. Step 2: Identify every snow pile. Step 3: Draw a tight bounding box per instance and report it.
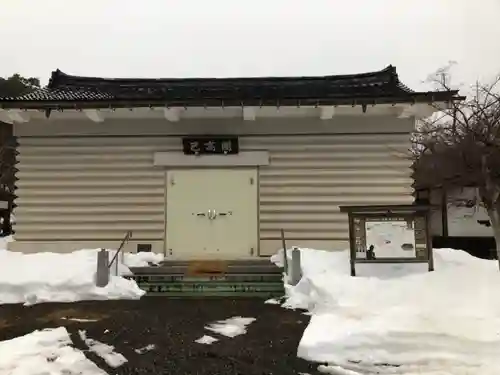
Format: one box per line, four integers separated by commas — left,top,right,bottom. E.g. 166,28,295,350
196,316,255,344
79,330,127,368
195,335,219,345
204,316,256,338
122,251,164,268
273,247,500,374
134,344,156,354
0,235,14,250
0,327,106,375
0,248,161,305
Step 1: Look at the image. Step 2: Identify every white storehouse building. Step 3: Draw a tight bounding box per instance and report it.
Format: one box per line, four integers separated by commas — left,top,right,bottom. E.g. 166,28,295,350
0,66,459,259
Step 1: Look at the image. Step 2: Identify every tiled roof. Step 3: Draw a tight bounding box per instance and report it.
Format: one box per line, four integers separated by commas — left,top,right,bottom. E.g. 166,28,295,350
6,87,114,101
0,65,460,108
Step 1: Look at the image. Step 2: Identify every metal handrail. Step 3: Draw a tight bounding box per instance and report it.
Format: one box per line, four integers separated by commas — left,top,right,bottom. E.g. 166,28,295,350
108,230,133,275
280,228,288,276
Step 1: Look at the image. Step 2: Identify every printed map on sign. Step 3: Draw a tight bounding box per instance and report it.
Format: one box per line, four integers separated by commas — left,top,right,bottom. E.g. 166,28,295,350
365,220,416,258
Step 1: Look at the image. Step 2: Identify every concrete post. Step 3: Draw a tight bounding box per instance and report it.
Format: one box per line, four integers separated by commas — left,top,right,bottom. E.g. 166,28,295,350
96,248,110,287
289,247,302,286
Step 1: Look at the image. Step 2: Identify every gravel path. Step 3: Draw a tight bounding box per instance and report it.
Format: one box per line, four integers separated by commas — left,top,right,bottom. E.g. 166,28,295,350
0,298,321,375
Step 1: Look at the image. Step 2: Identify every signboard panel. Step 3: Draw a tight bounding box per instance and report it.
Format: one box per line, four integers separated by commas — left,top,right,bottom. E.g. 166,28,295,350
182,136,239,155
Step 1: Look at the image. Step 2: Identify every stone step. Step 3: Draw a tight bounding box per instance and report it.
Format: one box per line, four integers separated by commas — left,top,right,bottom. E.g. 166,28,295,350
158,258,273,266
130,264,283,275
126,273,283,283
125,259,284,298
144,291,282,298
135,281,285,297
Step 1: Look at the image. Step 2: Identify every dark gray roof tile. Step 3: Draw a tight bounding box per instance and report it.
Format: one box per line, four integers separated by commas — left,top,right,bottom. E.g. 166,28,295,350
0,65,461,108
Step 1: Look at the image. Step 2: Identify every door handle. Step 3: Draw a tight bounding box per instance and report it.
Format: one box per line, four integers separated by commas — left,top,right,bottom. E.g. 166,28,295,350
194,210,232,219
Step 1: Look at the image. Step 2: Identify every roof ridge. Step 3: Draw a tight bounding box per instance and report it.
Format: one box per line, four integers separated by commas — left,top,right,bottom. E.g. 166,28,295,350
48,65,398,89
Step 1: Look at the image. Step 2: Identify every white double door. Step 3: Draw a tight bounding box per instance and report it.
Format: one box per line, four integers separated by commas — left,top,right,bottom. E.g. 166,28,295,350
166,168,258,259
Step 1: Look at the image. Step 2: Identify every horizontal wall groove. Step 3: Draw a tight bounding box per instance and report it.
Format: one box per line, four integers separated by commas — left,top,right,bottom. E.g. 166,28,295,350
17,198,165,206
17,171,165,179
14,224,165,231
260,190,411,197
15,207,164,214
259,180,411,187
260,228,346,234
11,238,163,242
17,180,165,188
259,169,411,176
17,155,155,163
260,208,345,214
269,153,408,161
260,197,413,205
17,216,165,224
15,164,157,171
15,188,166,197
260,218,346,224
260,236,349,241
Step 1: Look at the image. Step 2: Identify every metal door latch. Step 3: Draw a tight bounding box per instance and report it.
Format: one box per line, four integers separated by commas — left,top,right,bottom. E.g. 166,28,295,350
208,209,217,220
192,210,232,219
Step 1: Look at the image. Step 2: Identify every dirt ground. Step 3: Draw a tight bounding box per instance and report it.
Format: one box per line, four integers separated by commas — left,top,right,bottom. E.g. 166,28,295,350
0,298,322,375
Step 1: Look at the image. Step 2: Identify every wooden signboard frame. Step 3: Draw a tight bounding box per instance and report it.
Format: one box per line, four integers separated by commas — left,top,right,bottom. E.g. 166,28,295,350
182,136,239,155
339,204,435,276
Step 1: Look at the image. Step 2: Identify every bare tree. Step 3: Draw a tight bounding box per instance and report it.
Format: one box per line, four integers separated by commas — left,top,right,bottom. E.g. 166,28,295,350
413,64,500,267
0,73,39,235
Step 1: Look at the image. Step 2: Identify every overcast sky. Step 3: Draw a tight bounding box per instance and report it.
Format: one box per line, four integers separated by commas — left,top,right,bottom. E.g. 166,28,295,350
1,0,499,93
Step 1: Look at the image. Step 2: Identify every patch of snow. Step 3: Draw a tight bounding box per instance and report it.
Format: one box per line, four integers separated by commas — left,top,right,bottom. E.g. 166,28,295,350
134,344,156,354
195,335,219,345
274,245,500,374
0,248,147,305
61,317,99,323
0,235,14,250
205,316,256,338
122,251,164,267
264,298,281,304
79,330,127,368
0,327,106,375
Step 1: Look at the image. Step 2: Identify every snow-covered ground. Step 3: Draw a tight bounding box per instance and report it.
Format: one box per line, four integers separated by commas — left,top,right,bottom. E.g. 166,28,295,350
0,244,163,305
272,247,500,374
0,327,108,375
79,330,127,368
0,231,498,374
0,327,131,375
